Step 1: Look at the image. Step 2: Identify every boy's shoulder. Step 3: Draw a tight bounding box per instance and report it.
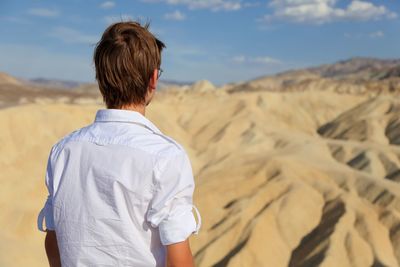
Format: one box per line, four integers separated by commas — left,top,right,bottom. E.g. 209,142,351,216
50,125,91,157
153,132,185,152
49,123,186,159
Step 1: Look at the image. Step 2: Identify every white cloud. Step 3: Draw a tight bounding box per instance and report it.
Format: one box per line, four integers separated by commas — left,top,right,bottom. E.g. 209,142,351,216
344,32,360,39
27,8,59,18
164,10,186,21
142,0,241,11
369,31,384,38
232,55,282,65
165,42,206,57
344,30,385,39
104,14,136,24
100,1,116,9
233,55,246,63
0,16,30,24
345,1,396,20
252,56,282,64
243,2,261,8
50,27,99,45
262,0,397,24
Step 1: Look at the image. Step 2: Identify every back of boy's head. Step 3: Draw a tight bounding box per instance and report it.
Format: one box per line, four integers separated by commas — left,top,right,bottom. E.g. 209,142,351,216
94,21,166,109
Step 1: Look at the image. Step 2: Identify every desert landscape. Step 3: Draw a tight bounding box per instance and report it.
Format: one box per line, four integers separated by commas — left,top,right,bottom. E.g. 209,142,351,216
1,57,400,267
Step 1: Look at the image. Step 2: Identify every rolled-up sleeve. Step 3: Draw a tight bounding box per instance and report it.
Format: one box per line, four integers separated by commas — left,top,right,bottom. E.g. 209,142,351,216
37,148,55,232
146,149,202,246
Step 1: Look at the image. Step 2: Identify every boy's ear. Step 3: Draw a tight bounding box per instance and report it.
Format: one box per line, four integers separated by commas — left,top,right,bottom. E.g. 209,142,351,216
149,69,158,90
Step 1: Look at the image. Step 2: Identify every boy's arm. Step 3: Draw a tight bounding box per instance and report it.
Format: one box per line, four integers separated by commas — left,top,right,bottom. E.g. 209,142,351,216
166,239,195,267
146,150,201,266
45,230,61,267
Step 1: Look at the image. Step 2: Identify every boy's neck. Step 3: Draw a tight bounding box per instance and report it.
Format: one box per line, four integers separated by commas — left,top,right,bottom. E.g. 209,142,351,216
119,104,146,116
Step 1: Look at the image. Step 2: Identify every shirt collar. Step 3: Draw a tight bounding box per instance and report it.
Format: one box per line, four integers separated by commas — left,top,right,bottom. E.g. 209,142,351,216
94,108,162,134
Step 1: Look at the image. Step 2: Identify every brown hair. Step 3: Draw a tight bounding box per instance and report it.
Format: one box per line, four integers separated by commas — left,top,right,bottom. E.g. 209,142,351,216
93,21,166,109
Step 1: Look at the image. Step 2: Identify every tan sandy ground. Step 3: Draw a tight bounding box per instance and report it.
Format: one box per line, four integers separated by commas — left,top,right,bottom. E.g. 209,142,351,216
1,83,400,266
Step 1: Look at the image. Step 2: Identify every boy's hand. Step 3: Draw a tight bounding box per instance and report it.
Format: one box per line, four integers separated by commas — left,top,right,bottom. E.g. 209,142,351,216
45,230,61,267
166,238,195,267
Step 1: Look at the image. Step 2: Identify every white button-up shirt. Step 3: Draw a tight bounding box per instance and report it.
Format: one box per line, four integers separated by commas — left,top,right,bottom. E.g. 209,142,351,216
37,108,201,267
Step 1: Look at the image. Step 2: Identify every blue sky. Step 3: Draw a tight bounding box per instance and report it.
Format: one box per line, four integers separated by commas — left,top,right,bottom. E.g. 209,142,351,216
0,0,399,85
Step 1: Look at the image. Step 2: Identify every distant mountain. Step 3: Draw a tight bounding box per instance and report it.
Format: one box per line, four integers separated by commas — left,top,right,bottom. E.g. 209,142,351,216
27,78,88,89
0,72,22,86
308,57,400,80
2,57,399,107
158,79,193,89
227,57,400,95
24,77,192,91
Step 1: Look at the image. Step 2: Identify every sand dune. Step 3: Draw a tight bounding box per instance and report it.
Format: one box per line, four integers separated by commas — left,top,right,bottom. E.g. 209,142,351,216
1,61,400,266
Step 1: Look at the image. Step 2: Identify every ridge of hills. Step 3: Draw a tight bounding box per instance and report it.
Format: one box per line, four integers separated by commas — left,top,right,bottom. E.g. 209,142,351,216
228,57,400,95
309,57,400,80
1,57,399,109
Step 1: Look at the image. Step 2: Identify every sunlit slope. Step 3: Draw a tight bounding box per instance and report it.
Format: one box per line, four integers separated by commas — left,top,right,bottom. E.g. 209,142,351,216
159,89,400,267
